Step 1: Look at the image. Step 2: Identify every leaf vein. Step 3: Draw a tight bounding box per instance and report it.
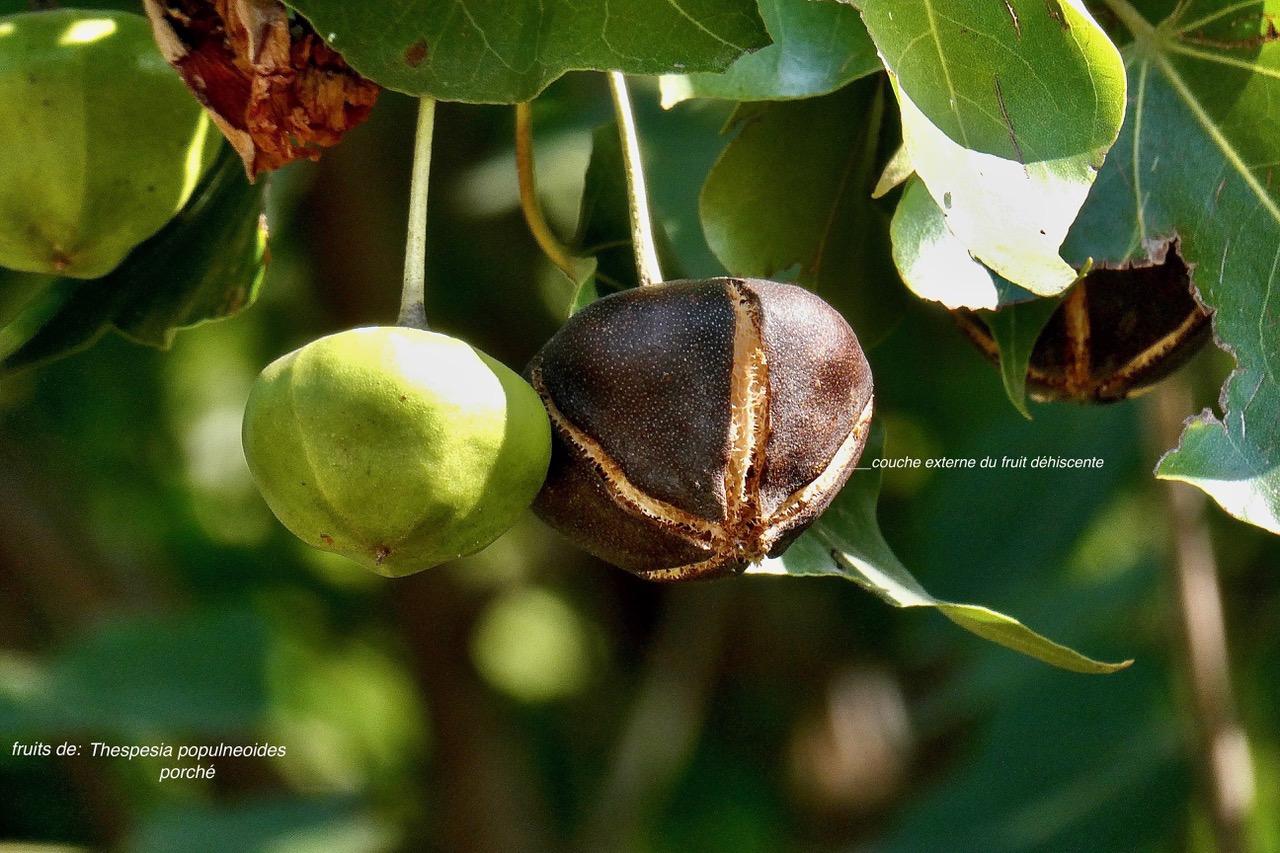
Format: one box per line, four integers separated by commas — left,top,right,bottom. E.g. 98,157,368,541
664,0,744,51
922,0,969,146
1151,47,1280,231
1165,41,1280,82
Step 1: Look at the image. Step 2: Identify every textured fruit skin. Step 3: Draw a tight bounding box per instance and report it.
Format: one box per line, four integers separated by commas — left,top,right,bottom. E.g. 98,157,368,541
0,10,219,278
527,277,874,581
242,327,552,577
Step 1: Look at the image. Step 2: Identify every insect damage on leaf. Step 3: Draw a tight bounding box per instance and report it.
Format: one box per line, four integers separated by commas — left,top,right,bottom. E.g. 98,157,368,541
144,0,381,180
1180,12,1280,51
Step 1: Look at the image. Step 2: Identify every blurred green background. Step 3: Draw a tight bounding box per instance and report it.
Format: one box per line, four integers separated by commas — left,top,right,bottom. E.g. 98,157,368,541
2,73,1279,853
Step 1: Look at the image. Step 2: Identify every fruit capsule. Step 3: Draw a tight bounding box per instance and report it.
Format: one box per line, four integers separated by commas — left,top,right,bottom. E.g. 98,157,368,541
242,327,552,577
527,277,874,581
0,9,218,279
956,247,1211,403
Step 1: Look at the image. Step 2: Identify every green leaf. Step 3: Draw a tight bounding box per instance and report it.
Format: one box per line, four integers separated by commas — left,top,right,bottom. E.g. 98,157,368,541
0,607,271,737
0,146,267,373
565,120,688,313
1061,0,1280,534
699,79,906,345
890,176,1000,309
848,0,1127,163
892,78,1097,296
281,0,770,103
562,259,602,318
0,267,56,328
875,660,1187,852
659,0,880,105
872,142,913,198
748,427,1132,674
570,124,642,303
980,292,1065,418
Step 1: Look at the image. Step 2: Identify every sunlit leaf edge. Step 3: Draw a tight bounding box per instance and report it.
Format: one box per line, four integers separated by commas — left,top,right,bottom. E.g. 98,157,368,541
748,427,1132,674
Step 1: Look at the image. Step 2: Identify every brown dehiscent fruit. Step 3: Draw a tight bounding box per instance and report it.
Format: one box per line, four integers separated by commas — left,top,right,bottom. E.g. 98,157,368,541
956,244,1211,403
527,277,874,582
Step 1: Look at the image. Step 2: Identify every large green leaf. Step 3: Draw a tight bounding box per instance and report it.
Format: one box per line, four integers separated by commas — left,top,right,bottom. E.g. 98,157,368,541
0,146,267,374
747,428,1131,674
848,0,1127,163
659,0,880,105
699,79,905,345
891,79,1099,295
1062,0,1280,534
281,0,770,103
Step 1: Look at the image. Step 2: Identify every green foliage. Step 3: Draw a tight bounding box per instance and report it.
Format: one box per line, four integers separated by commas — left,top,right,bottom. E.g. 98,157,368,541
660,0,880,104
3,0,1280,850
850,0,1127,162
755,427,1130,674
0,608,270,737
280,0,771,102
1059,0,1280,534
978,292,1065,418
699,79,905,345
0,146,267,373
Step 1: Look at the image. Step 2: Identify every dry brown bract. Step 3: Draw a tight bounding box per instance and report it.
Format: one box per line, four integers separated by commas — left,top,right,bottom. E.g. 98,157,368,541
145,0,380,180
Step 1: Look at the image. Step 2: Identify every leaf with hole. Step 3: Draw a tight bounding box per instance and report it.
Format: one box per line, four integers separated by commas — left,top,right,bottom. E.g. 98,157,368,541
1062,0,1280,534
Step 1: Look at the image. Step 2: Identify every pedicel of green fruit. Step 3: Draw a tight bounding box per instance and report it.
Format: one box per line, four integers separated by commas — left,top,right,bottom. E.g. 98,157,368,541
242,327,552,577
0,9,220,279
527,277,874,582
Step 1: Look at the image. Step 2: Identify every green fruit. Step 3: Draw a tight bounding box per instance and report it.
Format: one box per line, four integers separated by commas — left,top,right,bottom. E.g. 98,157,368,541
242,327,552,577
0,9,219,279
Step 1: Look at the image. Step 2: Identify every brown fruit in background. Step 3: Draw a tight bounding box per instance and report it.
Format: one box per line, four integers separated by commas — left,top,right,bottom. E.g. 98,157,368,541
526,277,874,582
956,245,1211,403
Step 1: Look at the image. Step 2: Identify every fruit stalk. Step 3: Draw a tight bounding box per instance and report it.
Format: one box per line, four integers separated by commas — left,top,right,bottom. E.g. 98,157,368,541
607,72,663,288
515,101,580,281
399,96,436,329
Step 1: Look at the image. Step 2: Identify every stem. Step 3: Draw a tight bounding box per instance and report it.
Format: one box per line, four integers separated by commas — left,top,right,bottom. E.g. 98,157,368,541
514,102,581,281
607,72,663,287
1150,381,1255,853
573,585,730,852
1101,0,1157,39
399,97,436,330
392,572,554,852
